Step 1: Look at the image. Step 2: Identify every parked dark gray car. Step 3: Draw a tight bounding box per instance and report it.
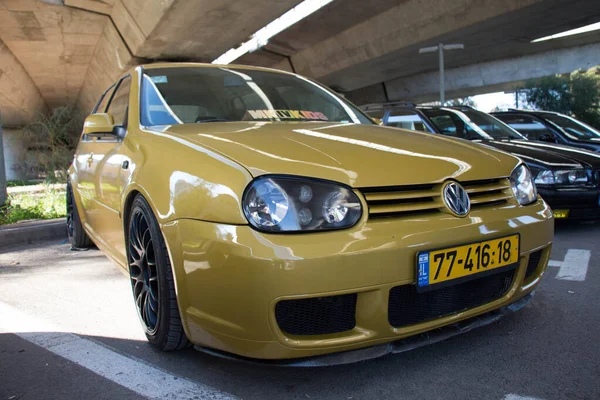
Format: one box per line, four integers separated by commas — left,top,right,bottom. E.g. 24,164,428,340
363,103,600,220
493,110,600,153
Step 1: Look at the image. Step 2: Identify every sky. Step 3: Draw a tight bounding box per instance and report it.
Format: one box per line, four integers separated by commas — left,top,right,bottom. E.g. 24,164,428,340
471,92,518,112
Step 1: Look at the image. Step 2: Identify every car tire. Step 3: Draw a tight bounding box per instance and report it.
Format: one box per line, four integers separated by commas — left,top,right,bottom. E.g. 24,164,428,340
66,182,93,249
127,194,189,351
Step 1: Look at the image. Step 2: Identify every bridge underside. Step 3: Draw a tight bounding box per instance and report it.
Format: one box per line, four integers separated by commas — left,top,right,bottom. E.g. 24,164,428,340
0,0,599,129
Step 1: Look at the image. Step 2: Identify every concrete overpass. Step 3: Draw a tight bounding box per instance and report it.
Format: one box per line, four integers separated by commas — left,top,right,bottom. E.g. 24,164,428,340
1,0,600,179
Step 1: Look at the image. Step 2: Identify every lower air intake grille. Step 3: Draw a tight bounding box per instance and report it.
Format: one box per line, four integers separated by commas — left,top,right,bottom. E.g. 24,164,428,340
525,250,543,279
275,293,357,336
388,269,515,328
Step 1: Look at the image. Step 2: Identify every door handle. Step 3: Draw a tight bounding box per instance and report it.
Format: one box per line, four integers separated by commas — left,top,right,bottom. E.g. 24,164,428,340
87,153,94,166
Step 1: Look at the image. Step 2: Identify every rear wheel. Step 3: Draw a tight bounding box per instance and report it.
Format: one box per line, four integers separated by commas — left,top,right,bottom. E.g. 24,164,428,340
66,182,92,249
127,195,189,351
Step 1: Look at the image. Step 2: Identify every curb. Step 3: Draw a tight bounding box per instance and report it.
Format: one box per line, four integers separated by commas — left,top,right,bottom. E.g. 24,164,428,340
0,218,67,249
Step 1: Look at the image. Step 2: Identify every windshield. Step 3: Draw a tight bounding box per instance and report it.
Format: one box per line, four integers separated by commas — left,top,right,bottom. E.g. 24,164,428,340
459,110,526,140
140,67,372,126
421,108,526,140
540,113,600,139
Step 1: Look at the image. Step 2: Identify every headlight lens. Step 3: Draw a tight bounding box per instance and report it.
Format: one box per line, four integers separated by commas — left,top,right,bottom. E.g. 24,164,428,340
510,164,538,206
534,169,588,185
242,176,362,232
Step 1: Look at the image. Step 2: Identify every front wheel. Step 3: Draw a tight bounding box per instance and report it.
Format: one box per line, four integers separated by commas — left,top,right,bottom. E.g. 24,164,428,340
127,195,189,351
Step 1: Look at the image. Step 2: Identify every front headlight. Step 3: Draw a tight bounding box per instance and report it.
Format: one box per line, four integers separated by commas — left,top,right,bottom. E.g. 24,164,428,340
534,169,589,185
510,164,538,205
242,175,362,232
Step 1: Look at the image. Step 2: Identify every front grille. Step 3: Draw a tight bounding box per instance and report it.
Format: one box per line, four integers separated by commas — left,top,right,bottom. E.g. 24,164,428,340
462,178,514,208
388,269,515,328
525,250,543,279
275,293,357,336
360,178,513,219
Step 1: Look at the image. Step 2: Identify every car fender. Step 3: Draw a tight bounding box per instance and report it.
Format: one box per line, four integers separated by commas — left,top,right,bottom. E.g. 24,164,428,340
119,128,254,227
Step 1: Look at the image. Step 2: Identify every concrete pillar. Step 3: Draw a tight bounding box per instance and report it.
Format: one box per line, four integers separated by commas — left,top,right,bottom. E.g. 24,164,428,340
0,117,6,206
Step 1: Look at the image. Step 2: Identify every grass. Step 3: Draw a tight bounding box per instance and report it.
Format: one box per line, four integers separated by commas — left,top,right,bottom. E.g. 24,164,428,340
0,187,66,225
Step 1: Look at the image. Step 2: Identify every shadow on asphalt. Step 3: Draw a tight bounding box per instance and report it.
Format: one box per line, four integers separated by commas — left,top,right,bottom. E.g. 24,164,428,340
554,218,600,234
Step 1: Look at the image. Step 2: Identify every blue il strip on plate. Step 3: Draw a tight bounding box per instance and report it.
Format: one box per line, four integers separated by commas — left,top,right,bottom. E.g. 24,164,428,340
417,252,429,286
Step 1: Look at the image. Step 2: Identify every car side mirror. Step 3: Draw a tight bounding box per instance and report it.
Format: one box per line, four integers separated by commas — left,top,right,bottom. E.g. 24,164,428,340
538,133,554,143
83,113,117,137
371,117,383,125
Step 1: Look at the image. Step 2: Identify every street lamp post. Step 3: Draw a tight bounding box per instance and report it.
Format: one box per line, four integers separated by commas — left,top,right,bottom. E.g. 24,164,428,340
419,43,464,105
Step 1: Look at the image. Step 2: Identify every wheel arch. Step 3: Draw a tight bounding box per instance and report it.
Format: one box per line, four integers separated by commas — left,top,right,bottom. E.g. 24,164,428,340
121,186,192,341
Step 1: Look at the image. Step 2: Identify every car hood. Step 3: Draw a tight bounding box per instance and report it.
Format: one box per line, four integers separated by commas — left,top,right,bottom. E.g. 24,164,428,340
480,140,600,170
150,122,520,187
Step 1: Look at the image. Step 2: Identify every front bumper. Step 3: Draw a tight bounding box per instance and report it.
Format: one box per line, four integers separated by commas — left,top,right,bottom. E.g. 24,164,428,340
162,199,553,360
538,186,600,219
193,292,535,366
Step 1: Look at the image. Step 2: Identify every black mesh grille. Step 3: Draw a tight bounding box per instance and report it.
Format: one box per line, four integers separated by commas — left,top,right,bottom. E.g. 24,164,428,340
275,294,357,336
526,250,543,279
388,269,515,328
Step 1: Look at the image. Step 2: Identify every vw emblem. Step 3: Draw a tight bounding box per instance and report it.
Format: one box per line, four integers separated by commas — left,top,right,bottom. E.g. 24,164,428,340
443,182,471,216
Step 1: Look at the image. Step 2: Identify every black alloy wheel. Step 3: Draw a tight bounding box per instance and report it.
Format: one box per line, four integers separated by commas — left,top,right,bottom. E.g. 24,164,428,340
129,208,160,334
66,181,92,249
127,195,189,350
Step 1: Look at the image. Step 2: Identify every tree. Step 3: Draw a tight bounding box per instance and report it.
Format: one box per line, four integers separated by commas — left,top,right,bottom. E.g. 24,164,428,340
20,106,83,183
570,71,600,128
523,70,600,128
446,97,477,107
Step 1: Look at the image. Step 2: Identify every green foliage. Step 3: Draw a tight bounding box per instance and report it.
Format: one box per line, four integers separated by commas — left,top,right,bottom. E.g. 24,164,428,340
0,187,66,225
21,106,84,183
523,70,600,129
6,180,32,187
571,71,600,128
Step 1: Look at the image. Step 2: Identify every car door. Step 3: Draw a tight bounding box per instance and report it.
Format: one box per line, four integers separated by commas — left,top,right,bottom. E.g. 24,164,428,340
87,76,131,261
74,83,117,234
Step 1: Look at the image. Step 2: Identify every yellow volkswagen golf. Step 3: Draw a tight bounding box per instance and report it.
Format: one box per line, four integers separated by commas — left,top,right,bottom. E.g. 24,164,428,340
68,63,553,364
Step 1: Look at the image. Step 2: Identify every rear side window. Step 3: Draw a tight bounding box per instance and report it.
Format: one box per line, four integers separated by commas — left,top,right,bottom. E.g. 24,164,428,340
106,76,132,126
93,85,116,114
365,109,385,120
387,110,433,132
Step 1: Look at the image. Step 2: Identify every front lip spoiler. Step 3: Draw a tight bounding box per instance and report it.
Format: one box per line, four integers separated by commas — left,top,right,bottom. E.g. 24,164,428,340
194,292,535,367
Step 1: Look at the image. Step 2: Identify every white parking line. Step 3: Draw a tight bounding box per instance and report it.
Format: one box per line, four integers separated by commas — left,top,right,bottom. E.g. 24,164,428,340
0,301,237,400
548,249,591,281
503,395,546,400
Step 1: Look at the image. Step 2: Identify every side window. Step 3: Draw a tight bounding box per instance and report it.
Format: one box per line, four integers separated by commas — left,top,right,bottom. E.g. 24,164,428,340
365,109,385,120
106,76,132,126
429,115,460,137
426,112,480,140
93,85,116,114
387,110,432,132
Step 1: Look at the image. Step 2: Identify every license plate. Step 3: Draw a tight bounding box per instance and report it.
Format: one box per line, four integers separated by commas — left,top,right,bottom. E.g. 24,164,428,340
552,209,569,219
417,234,520,289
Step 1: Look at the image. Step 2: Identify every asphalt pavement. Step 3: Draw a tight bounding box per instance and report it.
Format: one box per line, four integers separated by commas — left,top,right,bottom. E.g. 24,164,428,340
0,221,599,400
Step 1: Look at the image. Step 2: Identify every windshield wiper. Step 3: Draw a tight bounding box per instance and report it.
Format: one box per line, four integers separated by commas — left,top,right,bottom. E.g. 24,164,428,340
195,118,230,123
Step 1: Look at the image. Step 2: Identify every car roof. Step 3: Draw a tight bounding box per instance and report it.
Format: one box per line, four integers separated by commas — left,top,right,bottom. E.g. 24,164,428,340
492,109,563,117
361,101,417,111
138,62,297,77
